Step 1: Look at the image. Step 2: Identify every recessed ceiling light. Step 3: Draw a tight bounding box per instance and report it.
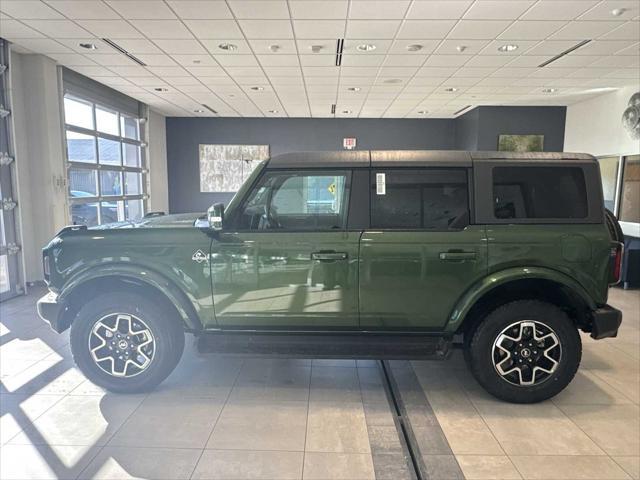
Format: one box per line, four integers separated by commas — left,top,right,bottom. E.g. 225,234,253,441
192,59,201,64
542,88,558,93
456,45,467,53
347,87,361,92
383,78,403,84
611,7,626,16
342,110,352,114
406,44,423,52
417,110,428,115
356,43,376,52
194,109,204,113
268,109,278,114
154,87,168,92
269,44,280,52
250,86,264,91
218,42,238,51
444,87,458,92
311,45,324,53
79,43,97,50
498,44,519,52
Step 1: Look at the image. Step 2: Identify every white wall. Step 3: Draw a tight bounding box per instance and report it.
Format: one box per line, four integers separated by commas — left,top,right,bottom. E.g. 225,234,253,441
147,109,169,213
11,52,67,283
564,86,640,156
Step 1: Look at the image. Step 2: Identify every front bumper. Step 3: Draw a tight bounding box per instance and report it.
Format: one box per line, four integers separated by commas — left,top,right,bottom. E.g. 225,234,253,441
590,305,623,340
37,292,66,333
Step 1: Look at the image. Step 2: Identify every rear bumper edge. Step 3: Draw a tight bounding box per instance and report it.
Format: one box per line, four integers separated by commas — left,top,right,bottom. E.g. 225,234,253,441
590,305,622,340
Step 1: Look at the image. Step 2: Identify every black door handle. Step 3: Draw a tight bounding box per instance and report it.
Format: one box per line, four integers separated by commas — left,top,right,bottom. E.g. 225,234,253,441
311,252,348,261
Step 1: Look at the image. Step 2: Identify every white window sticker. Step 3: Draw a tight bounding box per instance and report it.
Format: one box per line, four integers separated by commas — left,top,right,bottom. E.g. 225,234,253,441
376,173,386,195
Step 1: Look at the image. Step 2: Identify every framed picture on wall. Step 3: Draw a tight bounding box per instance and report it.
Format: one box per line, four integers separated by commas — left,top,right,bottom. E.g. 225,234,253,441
498,134,544,152
199,144,269,193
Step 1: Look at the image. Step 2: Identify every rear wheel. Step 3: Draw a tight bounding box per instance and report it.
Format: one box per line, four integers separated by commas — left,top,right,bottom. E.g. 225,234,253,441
466,300,581,403
70,292,185,393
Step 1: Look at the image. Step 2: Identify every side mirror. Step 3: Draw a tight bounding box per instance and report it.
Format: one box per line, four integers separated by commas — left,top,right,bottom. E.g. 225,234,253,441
207,203,224,231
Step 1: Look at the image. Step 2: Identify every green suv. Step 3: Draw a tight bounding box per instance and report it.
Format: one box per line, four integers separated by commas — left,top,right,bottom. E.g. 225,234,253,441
38,151,624,403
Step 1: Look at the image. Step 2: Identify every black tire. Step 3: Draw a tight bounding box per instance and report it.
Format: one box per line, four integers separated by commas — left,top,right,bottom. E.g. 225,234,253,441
70,291,185,393
466,300,581,403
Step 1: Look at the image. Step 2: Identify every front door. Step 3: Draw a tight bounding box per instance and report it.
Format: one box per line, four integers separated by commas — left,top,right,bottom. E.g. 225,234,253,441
211,169,359,328
359,167,488,330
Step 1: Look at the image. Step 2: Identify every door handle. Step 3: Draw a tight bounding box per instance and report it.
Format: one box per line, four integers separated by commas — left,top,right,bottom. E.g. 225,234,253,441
439,251,477,261
311,251,348,262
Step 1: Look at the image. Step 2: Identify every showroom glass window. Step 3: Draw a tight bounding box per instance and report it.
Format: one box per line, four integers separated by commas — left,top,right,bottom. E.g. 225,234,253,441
64,95,145,226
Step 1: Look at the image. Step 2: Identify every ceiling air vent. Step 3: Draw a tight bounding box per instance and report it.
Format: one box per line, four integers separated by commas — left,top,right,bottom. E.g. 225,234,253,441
538,39,591,68
331,104,336,115
454,105,473,116
102,38,147,67
335,39,344,67
201,104,218,115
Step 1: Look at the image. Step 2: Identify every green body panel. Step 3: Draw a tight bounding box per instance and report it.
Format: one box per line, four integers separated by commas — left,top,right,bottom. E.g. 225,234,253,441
444,224,612,332
47,225,215,327
359,226,488,329
210,231,359,328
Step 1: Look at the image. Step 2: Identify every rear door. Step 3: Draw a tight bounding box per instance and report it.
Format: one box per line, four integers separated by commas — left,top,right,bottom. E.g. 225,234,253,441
359,167,488,330
211,168,359,328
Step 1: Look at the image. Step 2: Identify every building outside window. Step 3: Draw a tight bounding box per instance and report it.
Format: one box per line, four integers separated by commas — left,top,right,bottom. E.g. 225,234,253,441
63,95,146,226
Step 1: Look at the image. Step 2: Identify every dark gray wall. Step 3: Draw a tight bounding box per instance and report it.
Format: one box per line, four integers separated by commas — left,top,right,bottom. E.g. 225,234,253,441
166,117,456,213
473,106,566,151
166,107,567,213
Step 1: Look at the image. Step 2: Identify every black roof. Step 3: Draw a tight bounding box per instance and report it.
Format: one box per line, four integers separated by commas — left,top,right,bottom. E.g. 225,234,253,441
266,150,596,168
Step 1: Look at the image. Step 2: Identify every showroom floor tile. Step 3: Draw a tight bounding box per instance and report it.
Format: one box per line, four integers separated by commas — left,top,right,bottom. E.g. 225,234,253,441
0,285,638,479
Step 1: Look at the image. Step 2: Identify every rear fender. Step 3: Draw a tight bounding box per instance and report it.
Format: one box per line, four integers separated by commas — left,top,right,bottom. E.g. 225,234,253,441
445,266,597,333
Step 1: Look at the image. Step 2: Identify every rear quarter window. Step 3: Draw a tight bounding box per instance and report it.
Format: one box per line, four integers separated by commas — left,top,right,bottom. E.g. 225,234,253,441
493,166,588,220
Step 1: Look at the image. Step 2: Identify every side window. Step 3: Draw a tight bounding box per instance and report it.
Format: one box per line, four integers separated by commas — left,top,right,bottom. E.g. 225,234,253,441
493,166,588,219
236,170,350,230
371,169,469,230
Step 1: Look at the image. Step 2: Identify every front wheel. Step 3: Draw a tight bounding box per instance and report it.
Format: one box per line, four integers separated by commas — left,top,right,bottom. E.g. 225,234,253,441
466,300,581,403
70,292,185,393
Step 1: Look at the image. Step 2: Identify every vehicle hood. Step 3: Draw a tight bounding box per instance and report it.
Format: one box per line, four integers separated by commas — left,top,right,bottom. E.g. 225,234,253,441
91,212,205,229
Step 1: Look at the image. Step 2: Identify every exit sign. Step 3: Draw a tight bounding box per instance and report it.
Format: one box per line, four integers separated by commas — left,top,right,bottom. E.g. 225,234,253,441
343,137,356,150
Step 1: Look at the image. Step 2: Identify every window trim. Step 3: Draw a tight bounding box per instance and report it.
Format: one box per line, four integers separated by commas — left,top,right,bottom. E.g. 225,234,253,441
226,167,353,233
368,166,472,232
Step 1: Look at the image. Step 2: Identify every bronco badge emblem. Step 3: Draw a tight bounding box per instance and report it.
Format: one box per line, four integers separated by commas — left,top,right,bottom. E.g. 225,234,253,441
191,249,208,264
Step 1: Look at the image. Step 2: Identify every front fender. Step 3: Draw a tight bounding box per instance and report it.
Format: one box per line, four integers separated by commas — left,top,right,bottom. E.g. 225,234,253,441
445,266,597,333
58,263,202,331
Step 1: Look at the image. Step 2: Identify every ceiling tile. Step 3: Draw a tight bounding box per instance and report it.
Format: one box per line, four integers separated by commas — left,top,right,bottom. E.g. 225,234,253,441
47,1,121,19
135,54,179,66
69,65,118,76
423,55,472,67
186,65,228,76
76,20,144,38
346,20,400,38
521,1,599,21
240,20,294,38
349,1,410,19
167,1,232,19
263,66,302,76
550,21,625,40
341,54,385,66
465,55,512,67
108,65,154,76
0,1,64,19
228,1,290,19
183,19,243,39
215,55,259,67
88,53,139,66
434,39,491,55
504,55,549,67
109,38,162,54
615,42,640,55
171,54,218,66
599,21,640,40
447,20,512,39
9,37,72,53
574,40,638,55
340,66,380,76
298,54,334,66
542,55,600,67
47,52,96,65
463,1,535,20
388,39,439,54
578,0,639,21
153,39,207,54
294,20,345,38
146,65,190,77
384,54,427,66
1,20,46,38
455,66,498,77
289,1,348,19
523,40,581,56
106,1,177,19
130,20,193,39
397,20,457,39
413,66,458,77
378,66,418,76
23,19,91,37
499,21,567,40
590,55,639,68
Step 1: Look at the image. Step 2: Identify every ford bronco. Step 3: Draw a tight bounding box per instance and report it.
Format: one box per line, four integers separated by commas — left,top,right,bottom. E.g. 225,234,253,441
37,151,624,403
